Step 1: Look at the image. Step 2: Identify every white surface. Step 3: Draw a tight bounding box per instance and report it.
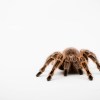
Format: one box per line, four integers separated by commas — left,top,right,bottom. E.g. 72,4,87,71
0,0,100,100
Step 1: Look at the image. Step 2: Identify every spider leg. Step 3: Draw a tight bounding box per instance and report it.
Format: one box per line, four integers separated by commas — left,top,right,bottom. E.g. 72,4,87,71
36,57,54,77
79,51,93,80
36,52,63,78
63,60,70,76
81,62,93,80
80,49,100,71
47,59,63,81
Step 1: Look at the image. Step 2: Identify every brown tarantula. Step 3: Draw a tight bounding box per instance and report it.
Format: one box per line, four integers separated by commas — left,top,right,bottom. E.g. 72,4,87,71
36,47,100,81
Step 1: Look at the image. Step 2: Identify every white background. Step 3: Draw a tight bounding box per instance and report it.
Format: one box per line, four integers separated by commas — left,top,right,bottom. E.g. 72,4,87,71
0,0,100,100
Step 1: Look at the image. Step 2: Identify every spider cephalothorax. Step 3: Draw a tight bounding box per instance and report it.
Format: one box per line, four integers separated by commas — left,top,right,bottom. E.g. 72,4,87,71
36,47,100,81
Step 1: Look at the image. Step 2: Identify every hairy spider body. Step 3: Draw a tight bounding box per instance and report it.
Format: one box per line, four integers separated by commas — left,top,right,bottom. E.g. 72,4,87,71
36,47,100,81
59,48,83,74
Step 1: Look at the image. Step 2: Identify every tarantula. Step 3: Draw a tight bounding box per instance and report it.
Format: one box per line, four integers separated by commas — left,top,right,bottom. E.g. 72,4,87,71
36,47,100,81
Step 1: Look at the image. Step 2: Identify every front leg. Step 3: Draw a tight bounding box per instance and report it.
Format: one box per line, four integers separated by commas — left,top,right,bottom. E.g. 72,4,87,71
80,60,93,80
36,57,54,77
47,60,62,81
80,49,100,71
79,54,93,80
36,52,63,77
63,61,70,76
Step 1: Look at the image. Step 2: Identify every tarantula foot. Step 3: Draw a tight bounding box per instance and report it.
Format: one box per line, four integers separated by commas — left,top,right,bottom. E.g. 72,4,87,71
47,76,52,81
78,69,83,75
98,66,100,71
36,72,42,77
64,70,68,76
98,68,100,71
88,76,93,81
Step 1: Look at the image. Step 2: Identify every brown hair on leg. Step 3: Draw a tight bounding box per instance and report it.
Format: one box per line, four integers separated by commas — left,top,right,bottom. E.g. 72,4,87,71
36,57,54,77
80,49,100,71
63,61,70,76
81,62,93,80
47,60,62,81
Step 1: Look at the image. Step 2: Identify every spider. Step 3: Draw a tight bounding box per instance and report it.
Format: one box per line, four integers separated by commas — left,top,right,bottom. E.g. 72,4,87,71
36,47,100,81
